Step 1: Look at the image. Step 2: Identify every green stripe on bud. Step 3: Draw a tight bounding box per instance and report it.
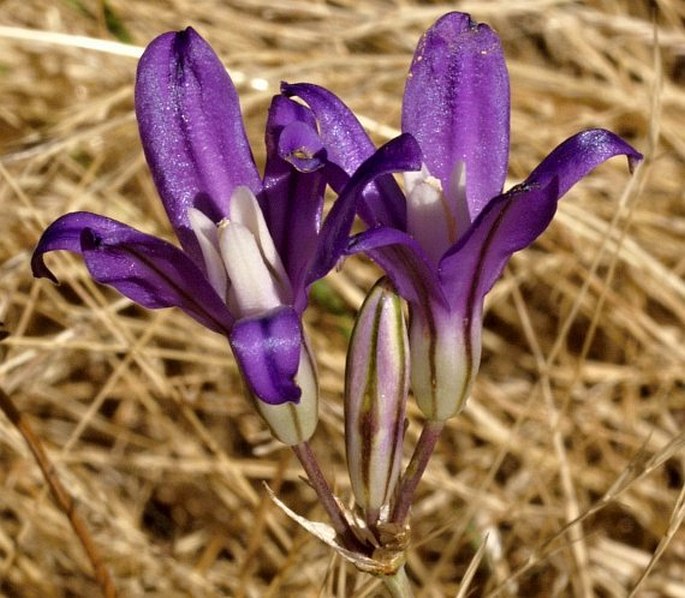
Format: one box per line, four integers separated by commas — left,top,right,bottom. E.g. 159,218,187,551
345,278,409,524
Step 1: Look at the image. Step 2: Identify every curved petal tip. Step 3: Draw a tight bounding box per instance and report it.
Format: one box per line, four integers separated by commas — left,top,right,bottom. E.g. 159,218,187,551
230,307,303,405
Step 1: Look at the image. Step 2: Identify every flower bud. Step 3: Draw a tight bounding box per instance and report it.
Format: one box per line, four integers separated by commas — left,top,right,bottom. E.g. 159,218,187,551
345,279,409,522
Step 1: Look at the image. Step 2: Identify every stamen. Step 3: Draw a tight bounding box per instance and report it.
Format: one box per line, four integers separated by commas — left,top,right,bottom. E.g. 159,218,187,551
228,187,293,303
448,160,471,239
219,221,284,316
404,165,457,264
187,207,228,299
188,188,294,318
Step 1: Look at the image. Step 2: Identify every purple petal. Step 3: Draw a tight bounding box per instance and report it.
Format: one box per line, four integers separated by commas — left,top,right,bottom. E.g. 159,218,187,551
402,12,510,221
278,119,326,173
347,227,446,310
281,82,374,176
439,179,560,313
31,212,234,335
525,128,643,197
438,128,641,331
305,133,422,287
229,306,303,405
283,82,408,229
135,28,261,260
261,96,329,309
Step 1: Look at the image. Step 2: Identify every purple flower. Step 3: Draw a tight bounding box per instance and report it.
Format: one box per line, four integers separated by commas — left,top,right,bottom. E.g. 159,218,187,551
284,12,642,421
31,28,420,443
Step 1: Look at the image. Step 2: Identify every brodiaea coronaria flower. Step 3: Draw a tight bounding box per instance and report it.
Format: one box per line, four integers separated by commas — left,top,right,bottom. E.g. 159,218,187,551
32,27,420,444
283,12,642,421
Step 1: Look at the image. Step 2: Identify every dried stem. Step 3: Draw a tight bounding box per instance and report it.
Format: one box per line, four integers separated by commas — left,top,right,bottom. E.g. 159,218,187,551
0,387,117,598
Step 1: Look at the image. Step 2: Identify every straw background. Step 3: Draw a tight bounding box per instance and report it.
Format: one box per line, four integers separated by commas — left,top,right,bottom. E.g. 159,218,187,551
1,1,683,596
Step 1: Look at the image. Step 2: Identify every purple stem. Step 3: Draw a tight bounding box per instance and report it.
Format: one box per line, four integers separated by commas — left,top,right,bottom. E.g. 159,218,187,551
390,419,445,525
291,441,367,552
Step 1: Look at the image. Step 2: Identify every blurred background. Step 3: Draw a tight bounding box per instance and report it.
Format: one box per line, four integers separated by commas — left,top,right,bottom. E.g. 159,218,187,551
0,1,683,596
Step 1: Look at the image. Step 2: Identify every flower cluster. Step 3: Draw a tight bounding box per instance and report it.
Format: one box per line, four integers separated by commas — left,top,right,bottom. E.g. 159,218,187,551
31,11,641,587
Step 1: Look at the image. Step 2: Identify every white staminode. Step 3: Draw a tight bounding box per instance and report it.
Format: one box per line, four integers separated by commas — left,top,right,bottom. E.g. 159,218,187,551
404,161,468,263
188,186,293,316
447,160,470,238
188,207,228,299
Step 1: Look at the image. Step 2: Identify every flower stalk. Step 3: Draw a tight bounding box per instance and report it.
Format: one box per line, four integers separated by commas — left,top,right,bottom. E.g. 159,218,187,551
382,565,414,598
390,419,445,525
290,441,365,551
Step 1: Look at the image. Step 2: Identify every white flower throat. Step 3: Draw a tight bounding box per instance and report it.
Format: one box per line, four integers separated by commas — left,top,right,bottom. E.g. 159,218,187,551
404,161,468,264
188,186,292,317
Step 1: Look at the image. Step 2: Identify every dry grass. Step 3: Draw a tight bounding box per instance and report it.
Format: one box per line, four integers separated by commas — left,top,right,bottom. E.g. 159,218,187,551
0,1,683,596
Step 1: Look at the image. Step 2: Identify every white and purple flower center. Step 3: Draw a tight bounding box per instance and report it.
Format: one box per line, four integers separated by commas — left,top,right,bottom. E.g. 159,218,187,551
188,187,292,316
404,161,469,264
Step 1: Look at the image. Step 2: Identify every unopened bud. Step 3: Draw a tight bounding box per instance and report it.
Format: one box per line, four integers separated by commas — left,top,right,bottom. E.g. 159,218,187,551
345,279,409,523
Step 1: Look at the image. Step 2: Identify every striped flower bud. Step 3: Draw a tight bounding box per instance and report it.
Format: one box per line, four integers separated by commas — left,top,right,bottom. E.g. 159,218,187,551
345,279,409,524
